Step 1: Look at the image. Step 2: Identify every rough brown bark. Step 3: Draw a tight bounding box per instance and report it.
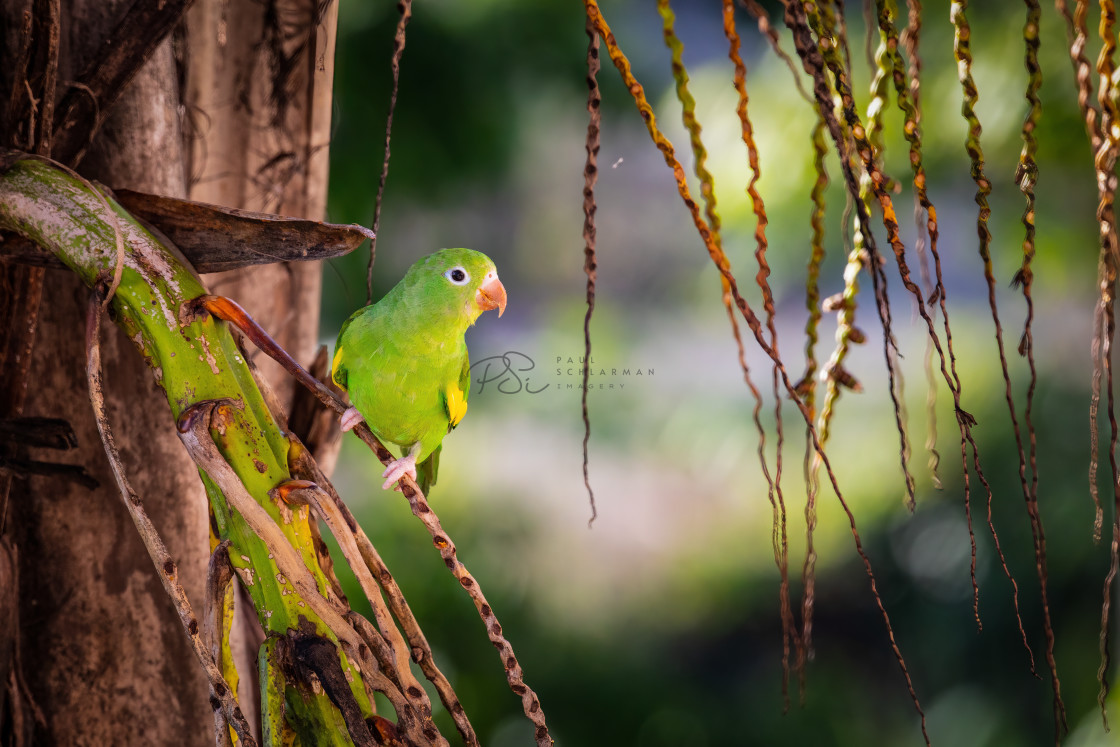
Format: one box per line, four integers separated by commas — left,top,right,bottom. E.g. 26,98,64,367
3,0,338,744
184,0,336,408
181,0,338,733
10,27,212,747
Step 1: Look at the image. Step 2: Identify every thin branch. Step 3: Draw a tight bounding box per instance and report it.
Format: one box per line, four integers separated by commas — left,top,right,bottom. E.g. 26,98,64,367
204,540,236,747
366,0,413,304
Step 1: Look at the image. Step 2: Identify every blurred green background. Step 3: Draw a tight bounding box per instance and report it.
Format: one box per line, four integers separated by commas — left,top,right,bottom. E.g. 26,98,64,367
320,2,1118,745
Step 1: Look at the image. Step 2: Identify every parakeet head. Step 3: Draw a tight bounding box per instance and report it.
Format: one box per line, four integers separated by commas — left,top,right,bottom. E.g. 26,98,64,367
399,247,507,327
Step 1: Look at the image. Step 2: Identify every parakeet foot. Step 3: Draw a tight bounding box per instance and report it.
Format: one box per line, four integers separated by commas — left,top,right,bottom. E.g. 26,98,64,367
340,406,364,432
382,454,418,490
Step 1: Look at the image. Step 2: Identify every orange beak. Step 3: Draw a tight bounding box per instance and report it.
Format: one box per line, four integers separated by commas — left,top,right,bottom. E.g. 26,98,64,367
476,274,507,317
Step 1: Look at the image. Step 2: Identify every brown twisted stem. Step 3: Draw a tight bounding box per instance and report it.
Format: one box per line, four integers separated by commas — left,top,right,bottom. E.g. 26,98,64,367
1095,0,1120,730
582,13,601,527
951,0,1041,677
721,0,797,706
901,0,942,489
366,0,412,304
875,0,1036,680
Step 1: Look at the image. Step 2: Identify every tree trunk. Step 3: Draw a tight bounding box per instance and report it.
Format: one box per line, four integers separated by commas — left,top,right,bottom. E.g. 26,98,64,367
1,1,337,744
10,24,212,747
181,0,338,733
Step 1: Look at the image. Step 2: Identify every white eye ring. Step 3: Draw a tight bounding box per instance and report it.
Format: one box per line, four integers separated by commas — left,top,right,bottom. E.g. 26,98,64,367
445,266,470,285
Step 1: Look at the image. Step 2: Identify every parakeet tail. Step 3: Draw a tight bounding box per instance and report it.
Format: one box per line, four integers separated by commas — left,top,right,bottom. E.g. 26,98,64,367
417,444,440,494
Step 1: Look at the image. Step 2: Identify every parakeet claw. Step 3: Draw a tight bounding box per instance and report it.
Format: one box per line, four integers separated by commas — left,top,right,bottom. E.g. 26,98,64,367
382,454,418,490
340,406,364,432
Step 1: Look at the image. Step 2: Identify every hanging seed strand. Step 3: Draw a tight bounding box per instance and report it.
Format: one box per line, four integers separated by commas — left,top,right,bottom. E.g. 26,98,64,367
581,12,601,527
805,0,914,529
1095,0,1120,730
722,0,797,708
1055,0,1108,540
788,3,932,740
951,0,1042,676
799,0,873,687
743,0,835,691
882,0,1036,672
366,0,413,304
1056,0,1103,151
583,14,927,733
805,0,914,530
797,116,830,691
1016,0,1062,693
901,0,942,488
863,2,916,512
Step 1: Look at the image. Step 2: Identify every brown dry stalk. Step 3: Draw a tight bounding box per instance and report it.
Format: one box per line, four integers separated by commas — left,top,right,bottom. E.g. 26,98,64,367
721,0,796,707
901,0,942,489
1095,0,1120,729
738,0,814,106
797,116,829,691
858,1,915,512
192,295,551,744
32,0,59,157
84,293,256,747
1054,0,1108,543
1015,0,1063,695
582,13,600,527
586,2,928,741
366,0,412,304
1056,0,1102,152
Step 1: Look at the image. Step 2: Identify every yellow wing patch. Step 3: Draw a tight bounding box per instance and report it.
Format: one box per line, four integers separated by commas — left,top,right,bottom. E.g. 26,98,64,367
331,344,345,386
446,384,468,427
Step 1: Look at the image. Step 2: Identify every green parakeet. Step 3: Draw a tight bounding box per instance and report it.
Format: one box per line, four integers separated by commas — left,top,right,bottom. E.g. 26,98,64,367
331,248,507,492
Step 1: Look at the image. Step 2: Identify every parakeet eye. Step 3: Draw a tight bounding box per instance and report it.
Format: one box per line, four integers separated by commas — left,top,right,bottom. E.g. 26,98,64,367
445,267,469,285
